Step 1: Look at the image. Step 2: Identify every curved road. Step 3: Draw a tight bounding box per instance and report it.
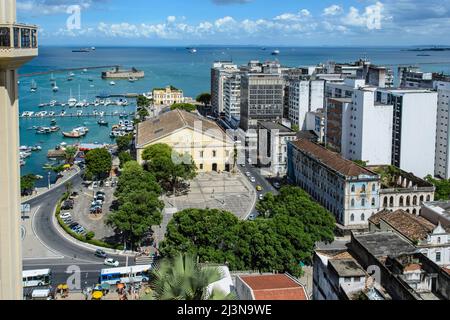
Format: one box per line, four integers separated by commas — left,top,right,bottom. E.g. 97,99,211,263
22,172,127,288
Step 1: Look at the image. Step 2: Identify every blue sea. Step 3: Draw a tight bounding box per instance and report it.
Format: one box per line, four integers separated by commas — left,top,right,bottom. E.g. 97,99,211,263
18,46,450,186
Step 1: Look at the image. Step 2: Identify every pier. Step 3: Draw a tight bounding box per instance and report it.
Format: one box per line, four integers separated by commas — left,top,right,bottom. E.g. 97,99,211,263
19,65,121,77
20,112,135,119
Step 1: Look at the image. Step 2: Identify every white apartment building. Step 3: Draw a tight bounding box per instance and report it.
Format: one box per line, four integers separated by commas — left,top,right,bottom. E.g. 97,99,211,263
305,109,325,143
287,79,325,129
211,62,239,115
434,80,450,178
325,79,393,166
376,88,438,178
223,73,241,121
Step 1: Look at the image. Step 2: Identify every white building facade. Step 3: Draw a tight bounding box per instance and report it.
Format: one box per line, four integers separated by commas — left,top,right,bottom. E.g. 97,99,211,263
288,79,325,129
434,80,450,179
223,73,241,121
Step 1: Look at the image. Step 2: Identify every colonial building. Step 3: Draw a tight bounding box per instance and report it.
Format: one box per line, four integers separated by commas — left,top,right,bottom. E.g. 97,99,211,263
152,86,184,106
367,165,435,215
287,139,381,228
136,109,235,173
369,209,450,267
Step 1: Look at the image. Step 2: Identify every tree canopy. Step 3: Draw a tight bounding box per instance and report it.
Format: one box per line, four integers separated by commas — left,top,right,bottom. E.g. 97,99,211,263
170,103,196,112
85,148,112,180
64,146,78,165
21,174,38,196
196,93,211,107
108,161,163,247
425,175,450,200
142,143,197,193
137,95,151,108
116,134,133,153
160,189,335,277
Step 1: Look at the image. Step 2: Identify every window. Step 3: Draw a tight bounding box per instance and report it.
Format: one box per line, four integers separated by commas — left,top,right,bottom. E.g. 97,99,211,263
212,150,217,157
200,151,204,158
350,214,355,222
437,237,441,244
371,198,376,206
344,277,351,283
351,185,355,193
199,164,204,170
399,196,404,206
436,252,441,262
351,199,355,207
372,184,376,192
361,213,365,221
361,199,366,207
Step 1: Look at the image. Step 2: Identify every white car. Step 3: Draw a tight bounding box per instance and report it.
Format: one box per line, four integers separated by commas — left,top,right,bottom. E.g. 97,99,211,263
250,177,256,183
60,212,72,219
104,258,119,267
259,194,264,201
245,172,251,177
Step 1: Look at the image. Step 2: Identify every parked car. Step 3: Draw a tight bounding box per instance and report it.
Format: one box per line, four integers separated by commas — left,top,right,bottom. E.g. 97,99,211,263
95,249,107,258
61,200,74,210
59,212,71,219
90,206,102,214
63,217,73,224
256,185,263,192
250,177,256,183
96,191,106,197
245,172,251,177
92,181,99,188
104,258,119,267
91,200,103,207
248,214,257,221
95,195,105,202
259,194,264,201
273,182,281,189
69,222,79,228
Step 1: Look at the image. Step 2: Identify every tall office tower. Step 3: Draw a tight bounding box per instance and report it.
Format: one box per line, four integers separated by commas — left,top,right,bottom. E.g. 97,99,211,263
239,73,284,131
210,61,239,116
0,0,38,299
223,73,241,121
434,79,450,178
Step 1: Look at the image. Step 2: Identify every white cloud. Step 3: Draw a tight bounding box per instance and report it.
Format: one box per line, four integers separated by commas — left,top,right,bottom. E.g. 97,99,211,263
342,2,384,30
323,5,343,16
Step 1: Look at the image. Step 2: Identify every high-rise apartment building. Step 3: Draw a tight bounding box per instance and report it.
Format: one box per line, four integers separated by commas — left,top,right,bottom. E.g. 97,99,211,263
0,0,38,299
210,62,239,116
223,73,241,121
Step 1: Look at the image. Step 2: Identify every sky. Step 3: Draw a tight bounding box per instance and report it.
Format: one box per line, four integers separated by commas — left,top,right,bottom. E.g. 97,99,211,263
14,0,450,46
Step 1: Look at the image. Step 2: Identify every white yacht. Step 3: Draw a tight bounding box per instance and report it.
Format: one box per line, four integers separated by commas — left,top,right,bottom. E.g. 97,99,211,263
52,82,59,92
109,81,116,86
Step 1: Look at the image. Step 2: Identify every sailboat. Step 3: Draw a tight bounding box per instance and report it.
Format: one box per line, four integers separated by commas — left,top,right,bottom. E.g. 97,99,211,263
30,80,37,92
52,81,59,92
68,88,77,107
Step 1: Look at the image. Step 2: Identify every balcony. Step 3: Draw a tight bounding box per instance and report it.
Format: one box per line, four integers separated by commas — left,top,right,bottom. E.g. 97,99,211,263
0,23,38,68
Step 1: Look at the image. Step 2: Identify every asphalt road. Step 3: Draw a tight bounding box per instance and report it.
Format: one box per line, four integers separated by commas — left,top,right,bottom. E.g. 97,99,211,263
22,172,127,289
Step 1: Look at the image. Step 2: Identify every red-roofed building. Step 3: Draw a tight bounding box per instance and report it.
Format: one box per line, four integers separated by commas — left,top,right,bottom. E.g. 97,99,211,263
235,274,308,300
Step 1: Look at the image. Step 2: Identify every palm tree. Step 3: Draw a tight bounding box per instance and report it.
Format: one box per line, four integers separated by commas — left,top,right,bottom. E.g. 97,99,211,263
148,253,235,300
64,146,77,165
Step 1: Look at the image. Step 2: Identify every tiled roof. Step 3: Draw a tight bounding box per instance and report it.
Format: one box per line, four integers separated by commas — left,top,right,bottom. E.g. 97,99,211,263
376,210,436,241
404,263,422,272
369,210,393,226
136,109,228,147
239,274,308,300
291,139,378,177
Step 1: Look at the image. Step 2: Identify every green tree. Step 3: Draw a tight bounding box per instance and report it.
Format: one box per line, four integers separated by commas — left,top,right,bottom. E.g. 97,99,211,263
149,253,235,300
85,148,112,180
64,146,78,165
353,160,368,167
196,93,211,107
137,108,149,121
170,103,196,112
292,124,300,132
21,174,37,195
118,151,133,168
137,95,150,108
108,161,163,247
142,144,197,192
425,175,450,200
116,134,133,153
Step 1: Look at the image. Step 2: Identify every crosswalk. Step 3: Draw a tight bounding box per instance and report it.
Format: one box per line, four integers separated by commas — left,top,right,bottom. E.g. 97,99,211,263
134,255,155,266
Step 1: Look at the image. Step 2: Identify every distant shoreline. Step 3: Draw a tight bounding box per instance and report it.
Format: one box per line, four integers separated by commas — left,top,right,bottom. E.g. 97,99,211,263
402,48,450,52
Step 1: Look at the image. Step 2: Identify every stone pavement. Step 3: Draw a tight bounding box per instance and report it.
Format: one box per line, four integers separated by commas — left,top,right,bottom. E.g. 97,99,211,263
22,206,63,260
154,172,256,245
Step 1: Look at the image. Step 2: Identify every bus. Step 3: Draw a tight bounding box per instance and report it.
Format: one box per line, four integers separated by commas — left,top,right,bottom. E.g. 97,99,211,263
22,269,52,288
99,265,152,285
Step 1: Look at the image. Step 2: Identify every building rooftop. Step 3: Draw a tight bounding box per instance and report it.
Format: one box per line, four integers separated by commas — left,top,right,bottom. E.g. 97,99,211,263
329,259,366,278
291,139,378,178
369,210,436,241
328,97,353,103
367,165,434,189
239,274,308,300
422,201,450,226
353,231,417,258
258,121,295,133
136,109,229,148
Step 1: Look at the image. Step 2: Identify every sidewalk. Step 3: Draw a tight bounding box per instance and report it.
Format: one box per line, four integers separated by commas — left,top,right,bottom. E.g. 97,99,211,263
21,166,81,203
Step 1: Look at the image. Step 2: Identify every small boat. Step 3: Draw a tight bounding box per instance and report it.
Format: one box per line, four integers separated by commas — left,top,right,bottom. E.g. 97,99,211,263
187,47,197,54
271,49,280,55
60,111,66,116
52,82,59,92
69,72,75,77
128,77,138,82
104,99,112,106
98,118,109,126
109,81,116,86
119,112,129,119
99,111,105,117
31,145,42,151
50,126,60,132
36,127,52,134
88,77,94,82
68,98,77,108
49,100,57,107
20,160,26,167
20,146,31,152
83,69,88,73
77,110,83,116
30,80,37,93
62,127,87,138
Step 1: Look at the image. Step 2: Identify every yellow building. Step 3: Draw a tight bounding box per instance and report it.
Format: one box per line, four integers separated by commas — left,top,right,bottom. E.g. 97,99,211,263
136,109,235,172
152,86,184,106
0,0,38,299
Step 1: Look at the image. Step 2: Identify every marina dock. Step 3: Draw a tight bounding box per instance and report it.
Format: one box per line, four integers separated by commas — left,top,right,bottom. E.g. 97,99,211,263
19,65,121,77
20,112,135,119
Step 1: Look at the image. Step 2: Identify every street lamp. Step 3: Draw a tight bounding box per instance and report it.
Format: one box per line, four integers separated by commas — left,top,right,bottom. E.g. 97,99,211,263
47,171,51,189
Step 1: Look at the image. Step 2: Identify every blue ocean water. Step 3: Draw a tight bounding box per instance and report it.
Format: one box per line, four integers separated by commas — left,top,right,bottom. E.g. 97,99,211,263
18,46,450,186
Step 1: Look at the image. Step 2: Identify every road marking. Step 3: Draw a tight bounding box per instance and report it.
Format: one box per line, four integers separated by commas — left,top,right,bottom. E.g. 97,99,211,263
31,206,65,259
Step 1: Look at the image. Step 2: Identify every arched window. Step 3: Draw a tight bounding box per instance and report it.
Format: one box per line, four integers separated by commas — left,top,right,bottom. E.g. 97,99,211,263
383,197,388,207
372,198,376,206
361,184,366,193
413,196,417,206
426,195,431,202
389,196,394,207
420,195,424,203
406,196,411,206
372,184,376,192
406,209,410,213
361,198,366,207
361,213,365,221
351,199,355,207
351,185,355,193
412,209,417,215
350,214,355,222
399,196,404,206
